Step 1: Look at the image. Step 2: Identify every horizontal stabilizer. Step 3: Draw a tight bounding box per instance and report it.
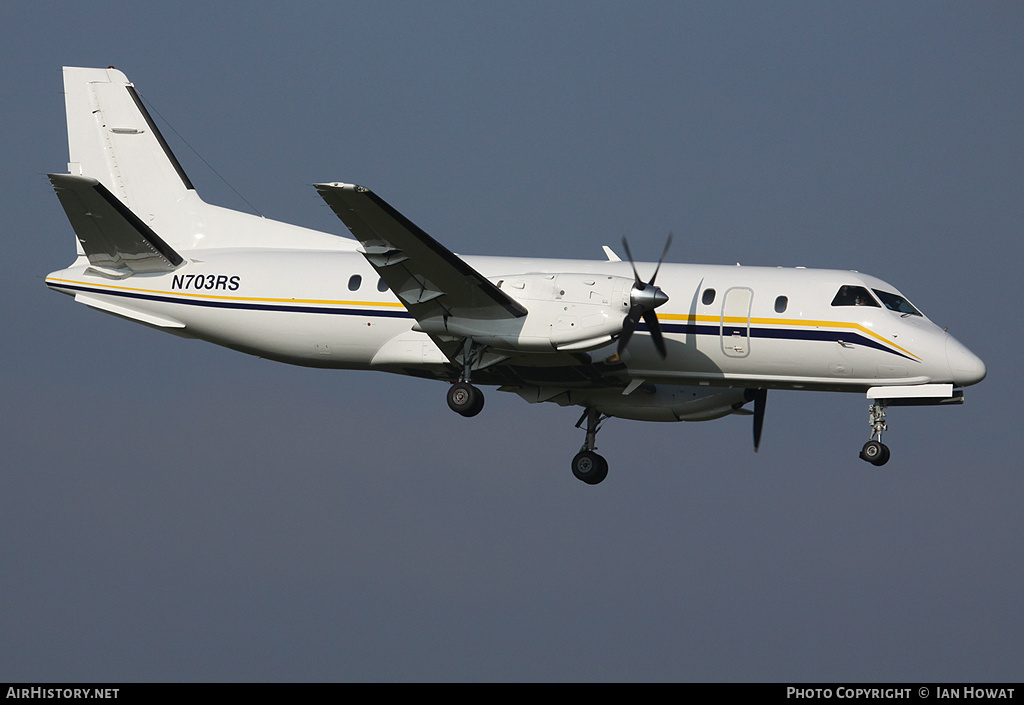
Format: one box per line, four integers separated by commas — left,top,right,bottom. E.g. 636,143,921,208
49,173,183,275
74,293,185,328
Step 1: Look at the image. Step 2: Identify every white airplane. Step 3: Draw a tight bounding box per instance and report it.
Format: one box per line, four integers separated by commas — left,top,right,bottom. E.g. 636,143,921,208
45,67,986,484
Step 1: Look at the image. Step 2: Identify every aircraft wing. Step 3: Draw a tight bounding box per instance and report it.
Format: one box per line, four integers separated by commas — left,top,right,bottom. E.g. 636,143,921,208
315,183,528,323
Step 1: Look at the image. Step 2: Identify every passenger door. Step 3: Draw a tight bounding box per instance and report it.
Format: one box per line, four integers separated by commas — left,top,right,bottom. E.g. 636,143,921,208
721,287,752,358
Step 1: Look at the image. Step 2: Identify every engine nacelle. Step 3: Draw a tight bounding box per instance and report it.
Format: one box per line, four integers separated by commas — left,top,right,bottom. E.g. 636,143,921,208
515,384,750,422
584,386,749,422
418,272,634,353
499,272,634,350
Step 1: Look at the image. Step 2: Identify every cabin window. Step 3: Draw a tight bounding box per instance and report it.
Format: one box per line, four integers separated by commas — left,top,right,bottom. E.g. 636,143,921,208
348,274,362,291
873,289,921,316
831,285,879,308
774,295,788,313
377,278,389,292
702,288,716,305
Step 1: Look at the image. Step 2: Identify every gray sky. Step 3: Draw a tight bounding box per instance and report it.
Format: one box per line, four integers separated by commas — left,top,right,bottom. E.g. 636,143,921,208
3,2,1022,682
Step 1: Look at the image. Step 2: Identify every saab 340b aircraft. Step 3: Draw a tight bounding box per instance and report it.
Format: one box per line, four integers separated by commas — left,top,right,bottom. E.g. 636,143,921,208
45,67,986,484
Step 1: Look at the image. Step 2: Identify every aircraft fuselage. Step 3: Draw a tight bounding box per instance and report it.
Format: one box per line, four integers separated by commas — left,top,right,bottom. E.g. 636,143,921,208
46,249,984,393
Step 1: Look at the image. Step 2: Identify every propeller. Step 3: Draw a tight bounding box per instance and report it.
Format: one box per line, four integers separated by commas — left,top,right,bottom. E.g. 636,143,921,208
617,233,673,359
746,388,768,452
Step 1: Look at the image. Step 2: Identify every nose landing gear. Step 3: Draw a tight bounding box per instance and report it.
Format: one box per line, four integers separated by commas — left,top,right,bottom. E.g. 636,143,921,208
859,402,891,466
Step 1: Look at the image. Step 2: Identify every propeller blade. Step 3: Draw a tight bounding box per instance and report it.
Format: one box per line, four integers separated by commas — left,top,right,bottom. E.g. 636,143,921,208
620,235,641,284
617,304,643,355
642,310,667,359
648,232,673,286
618,235,672,358
752,388,767,452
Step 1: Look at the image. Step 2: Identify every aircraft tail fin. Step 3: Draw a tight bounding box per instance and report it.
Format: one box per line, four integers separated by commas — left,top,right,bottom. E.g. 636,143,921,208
62,66,196,225
49,173,184,277
55,66,359,254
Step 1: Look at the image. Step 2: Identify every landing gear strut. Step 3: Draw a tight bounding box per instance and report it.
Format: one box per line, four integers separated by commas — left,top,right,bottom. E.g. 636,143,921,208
859,402,891,466
448,339,485,417
572,408,609,484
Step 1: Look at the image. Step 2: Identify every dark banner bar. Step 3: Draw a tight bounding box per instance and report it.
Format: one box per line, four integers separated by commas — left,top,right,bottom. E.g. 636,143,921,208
2,683,1021,697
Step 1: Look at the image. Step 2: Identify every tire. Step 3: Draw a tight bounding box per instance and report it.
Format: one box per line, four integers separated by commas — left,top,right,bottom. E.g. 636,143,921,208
572,450,609,485
447,382,484,417
876,443,891,466
860,440,890,466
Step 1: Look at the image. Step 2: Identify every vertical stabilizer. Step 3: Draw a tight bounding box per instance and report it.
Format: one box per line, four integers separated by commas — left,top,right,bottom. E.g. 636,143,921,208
63,67,194,225
55,67,359,254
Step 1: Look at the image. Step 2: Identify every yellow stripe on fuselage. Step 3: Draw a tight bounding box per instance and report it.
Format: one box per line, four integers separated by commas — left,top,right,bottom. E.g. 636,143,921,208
45,276,405,310
659,312,920,361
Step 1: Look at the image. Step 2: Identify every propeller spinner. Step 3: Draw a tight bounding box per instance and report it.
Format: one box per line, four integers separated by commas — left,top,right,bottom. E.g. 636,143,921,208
617,233,673,358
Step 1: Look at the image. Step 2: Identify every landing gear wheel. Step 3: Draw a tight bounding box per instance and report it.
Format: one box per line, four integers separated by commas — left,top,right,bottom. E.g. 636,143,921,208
572,450,609,485
860,440,891,466
447,382,484,417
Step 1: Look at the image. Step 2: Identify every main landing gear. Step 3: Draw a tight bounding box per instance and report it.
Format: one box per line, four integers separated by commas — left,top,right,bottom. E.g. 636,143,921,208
447,339,485,418
859,402,891,466
572,408,609,485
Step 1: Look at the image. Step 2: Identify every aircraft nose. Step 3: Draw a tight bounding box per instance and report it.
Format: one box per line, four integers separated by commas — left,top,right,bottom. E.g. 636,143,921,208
945,333,986,387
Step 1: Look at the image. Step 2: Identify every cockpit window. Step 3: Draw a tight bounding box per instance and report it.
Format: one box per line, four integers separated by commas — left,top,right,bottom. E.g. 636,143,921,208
873,289,922,316
831,285,879,307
